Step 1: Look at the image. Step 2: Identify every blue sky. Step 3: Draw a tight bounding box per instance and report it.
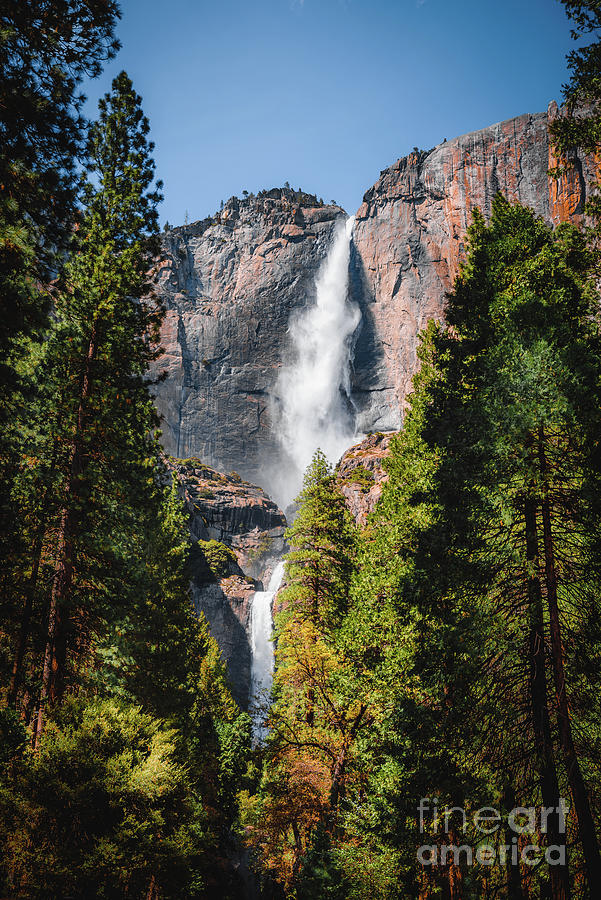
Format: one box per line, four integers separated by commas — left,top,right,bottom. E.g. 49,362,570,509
85,0,574,226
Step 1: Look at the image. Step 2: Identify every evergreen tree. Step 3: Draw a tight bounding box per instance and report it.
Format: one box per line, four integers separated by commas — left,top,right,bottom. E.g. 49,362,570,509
0,0,120,398
359,196,601,898
550,2,601,229
284,450,356,629
0,1,121,675
24,71,164,743
0,26,252,900
242,453,370,891
550,1,601,156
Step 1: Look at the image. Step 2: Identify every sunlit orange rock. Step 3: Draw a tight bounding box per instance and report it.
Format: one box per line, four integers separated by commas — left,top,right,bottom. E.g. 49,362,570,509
350,105,600,431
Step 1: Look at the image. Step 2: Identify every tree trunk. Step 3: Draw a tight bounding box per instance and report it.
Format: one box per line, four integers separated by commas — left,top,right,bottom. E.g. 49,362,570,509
291,822,303,878
328,704,367,815
538,430,601,892
34,322,98,749
524,495,570,900
8,527,44,706
33,504,75,749
503,783,524,900
9,442,60,707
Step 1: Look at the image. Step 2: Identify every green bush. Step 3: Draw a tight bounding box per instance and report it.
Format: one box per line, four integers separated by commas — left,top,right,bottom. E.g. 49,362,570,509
197,539,237,577
0,700,195,899
339,464,375,493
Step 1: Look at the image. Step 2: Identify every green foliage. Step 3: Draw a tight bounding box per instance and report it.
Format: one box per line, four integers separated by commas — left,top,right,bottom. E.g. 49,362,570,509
550,2,601,228
246,532,274,565
0,699,196,899
283,450,357,628
251,198,601,898
0,0,121,647
297,827,348,900
0,70,250,898
338,463,375,492
350,196,601,897
197,539,238,578
242,453,369,890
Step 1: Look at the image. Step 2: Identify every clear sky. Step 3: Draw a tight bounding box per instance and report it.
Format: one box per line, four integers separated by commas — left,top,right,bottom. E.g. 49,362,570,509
84,0,574,227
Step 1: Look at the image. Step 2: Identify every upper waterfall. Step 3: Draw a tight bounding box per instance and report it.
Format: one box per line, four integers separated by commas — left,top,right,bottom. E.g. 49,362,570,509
270,215,360,508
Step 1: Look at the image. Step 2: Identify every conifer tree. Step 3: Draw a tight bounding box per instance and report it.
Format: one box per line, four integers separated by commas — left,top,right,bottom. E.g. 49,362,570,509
284,450,356,629
0,1,121,665
0,0,120,400
1,70,165,742
550,1,601,157
550,2,601,230
363,196,601,898
243,453,370,891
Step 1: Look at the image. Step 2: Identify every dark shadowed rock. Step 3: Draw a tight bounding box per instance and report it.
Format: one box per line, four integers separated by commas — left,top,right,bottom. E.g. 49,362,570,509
169,458,287,707
151,111,598,707
151,112,597,489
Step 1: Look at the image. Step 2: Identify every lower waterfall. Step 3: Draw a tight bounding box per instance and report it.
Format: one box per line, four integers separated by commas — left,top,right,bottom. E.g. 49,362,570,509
250,215,360,742
249,561,285,742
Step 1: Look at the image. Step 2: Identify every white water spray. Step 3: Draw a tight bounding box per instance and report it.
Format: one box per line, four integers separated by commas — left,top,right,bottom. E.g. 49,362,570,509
249,561,285,742
249,215,360,741
271,215,360,509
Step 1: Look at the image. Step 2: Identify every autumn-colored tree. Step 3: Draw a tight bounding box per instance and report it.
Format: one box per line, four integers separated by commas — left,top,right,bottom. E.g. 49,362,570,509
242,453,369,893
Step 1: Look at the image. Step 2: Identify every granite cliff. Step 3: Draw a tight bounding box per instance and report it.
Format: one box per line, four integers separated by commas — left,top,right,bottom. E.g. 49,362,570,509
349,102,599,431
152,106,598,702
150,189,345,488
152,106,597,487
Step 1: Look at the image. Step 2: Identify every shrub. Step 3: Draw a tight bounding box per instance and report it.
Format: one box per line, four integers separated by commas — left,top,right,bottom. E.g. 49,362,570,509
197,539,237,577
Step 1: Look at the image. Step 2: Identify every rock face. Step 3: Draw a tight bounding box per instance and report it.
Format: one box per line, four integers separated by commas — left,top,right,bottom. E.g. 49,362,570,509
170,458,287,707
150,190,345,487
151,109,597,487
336,432,392,526
349,103,599,430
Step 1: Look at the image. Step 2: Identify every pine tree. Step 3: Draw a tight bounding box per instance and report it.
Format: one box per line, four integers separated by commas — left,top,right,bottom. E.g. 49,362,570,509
0,1,121,675
0,0,120,398
243,453,370,891
549,2,601,156
284,450,356,630
1,70,165,742
362,196,601,898
549,2,601,229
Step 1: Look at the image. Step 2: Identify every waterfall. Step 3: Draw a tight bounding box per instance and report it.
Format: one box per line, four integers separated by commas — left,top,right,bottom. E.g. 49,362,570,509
249,215,360,742
270,214,360,509
249,561,285,742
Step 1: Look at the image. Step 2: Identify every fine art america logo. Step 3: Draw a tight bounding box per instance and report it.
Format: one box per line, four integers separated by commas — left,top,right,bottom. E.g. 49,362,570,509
417,798,569,868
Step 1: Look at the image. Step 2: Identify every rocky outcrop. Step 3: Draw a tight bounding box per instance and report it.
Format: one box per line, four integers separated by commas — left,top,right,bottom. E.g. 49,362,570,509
150,190,345,487
171,458,287,577
350,103,600,431
170,458,287,707
336,432,393,526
